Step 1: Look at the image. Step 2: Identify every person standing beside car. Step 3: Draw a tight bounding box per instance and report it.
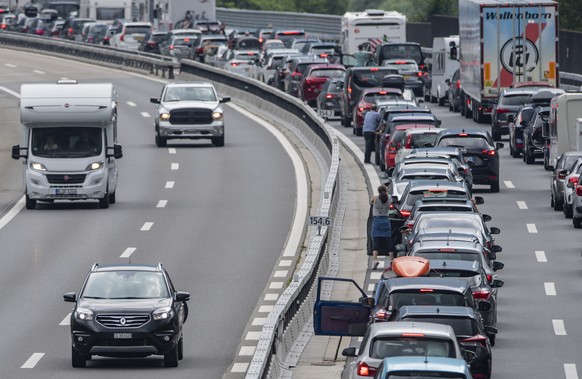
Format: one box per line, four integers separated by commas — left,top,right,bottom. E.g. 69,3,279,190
363,103,380,163
370,185,394,270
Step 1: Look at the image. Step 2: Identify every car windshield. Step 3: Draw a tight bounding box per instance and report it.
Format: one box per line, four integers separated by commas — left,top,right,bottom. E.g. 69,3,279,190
365,92,403,102
31,127,102,157
82,271,170,299
125,25,150,34
427,270,481,287
164,86,216,102
390,291,466,308
379,44,423,65
437,136,490,149
402,316,478,338
370,337,455,359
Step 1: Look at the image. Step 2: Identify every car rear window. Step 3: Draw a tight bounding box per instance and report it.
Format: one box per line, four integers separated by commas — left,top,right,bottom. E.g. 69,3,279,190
437,136,491,150
309,69,345,78
384,62,418,73
501,94,532,105
369,337,455,359
388,373,467,379
390,291,466,308
415,252,482,262
405,190,467,206
402,316,478,338
410,133,438,148
125,25,150,34
352,69,400,87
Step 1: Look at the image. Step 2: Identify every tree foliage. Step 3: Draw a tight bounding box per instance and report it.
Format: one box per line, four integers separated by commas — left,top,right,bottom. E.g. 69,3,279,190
216,0,349,14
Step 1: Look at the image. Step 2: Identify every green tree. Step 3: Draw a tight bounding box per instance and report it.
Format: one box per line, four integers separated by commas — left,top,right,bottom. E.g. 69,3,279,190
557,0,582,31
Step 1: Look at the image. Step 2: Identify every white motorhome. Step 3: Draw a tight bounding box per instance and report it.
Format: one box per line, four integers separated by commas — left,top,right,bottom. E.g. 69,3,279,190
430,35,459,106
547,92,582,170
79,0,135,22
12,80,123,209
341,9,406,58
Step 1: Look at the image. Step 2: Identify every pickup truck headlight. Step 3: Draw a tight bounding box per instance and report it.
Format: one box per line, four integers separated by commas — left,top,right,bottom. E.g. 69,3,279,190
153,307,174,320
74,308,94,321
30,161,47,171
160,113,171,121
85,161,104,171
212,111,223,121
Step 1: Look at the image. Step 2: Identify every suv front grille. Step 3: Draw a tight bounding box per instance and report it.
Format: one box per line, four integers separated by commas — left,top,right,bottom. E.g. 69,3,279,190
170,108,213,125
96,314,151,328
46,174,86,184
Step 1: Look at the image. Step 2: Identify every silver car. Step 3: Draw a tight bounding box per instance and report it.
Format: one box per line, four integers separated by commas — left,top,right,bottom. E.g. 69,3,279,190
572,174,582,228
562,158,582,218
150,82,231,147
340,321,464,379
550,153,582,212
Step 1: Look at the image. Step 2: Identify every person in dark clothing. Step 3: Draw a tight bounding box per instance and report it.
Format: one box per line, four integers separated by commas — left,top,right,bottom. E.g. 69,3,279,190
363,104,380,163
370,185,394,270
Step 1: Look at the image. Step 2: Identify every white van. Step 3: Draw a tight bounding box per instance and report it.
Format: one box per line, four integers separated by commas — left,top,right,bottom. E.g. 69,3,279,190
12,80,123,209
430,35,459,106
547,92,582,170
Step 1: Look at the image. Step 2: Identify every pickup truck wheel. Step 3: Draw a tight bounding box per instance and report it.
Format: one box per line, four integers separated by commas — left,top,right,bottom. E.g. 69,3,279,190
212,133,225,147
71,347,87,368
155,134,167,148
25,195,36,210
490,181,500,193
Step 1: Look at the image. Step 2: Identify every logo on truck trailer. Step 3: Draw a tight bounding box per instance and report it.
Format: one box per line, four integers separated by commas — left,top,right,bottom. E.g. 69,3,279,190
500,37,539,74
485,11,552,20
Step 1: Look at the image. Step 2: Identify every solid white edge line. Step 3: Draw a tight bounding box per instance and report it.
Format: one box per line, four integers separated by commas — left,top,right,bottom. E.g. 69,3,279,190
544,282,557,296
59,313,71,326
120,247,136,258
535,250,547,262
565,364,579,379
553,319,567,335
228,103,308,260
0,197,24,231
21,353,45,368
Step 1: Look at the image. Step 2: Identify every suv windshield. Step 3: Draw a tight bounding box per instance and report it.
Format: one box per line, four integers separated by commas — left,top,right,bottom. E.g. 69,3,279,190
370,337,455,359
82,271,169,299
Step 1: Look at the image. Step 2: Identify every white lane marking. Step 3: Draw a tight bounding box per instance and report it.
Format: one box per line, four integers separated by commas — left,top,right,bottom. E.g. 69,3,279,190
120,247,136,258
156,200,168,208
140,222,154,231
126,101,136,107
370,272,382,280
165,181,175,189
0,85,21,98
279,259,292,267
564,364,579,379
264,293,278,301
517,201,528,209
553,319,567,335
252,317,266,326
527,223,538,233
504,180,515,188
140,112,150,117
33,70,45,74
231,363,249,373
5,63,16,68
239,346,256,356
229,103,308,260
59,313,71,326
168,148,176,154
545,282,557,296
171,163,179,170
0,197,24,231
274,270,288,277
535,251,548,262
269,282,283,289
259,305,274,313
21,353,45,368
245,332,261,340
368,283,375,292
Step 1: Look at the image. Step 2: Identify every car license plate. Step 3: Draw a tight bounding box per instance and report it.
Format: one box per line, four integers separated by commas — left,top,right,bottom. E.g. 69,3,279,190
403,75,410,80
55,189,77,195
318,110,334,118
114,333,132,339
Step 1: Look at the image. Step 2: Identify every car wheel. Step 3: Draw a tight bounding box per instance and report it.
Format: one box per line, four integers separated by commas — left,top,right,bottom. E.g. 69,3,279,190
554,196,563,211
108,191,116,204
565,203,573,219
71,347,87,368
574,217,582,228
525,148,535,164
99,193,110,209
430,94,437,103
490,181,500,193
511,145,521,158
212,133,225,147
342,115,351,128
25,194,36,210
164,344,179,367
452,100,460,112
550,193,555,208
438,96,445,106
489,334,495,347
155,133,167,148
178,337,184,360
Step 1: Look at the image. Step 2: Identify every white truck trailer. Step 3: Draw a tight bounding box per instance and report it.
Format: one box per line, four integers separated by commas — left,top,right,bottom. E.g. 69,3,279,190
12,80,123,209
459,0,559,124
430,35,460,106
546,93,582,170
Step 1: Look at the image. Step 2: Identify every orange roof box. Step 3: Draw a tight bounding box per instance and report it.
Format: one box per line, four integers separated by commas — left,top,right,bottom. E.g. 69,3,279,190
391,256,430,277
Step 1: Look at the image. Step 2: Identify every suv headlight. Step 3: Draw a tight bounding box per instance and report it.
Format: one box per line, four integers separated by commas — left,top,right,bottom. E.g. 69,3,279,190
153,307,174,320
85,161,104,171
74,308,94,321
30,161,47,171
160,112,170,121
212,111,223,121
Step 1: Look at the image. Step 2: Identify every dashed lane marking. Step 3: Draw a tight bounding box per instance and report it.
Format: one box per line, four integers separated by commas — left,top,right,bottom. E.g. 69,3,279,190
565,364,579,379
168,148,176,154
231,363,249,373
504,181,515,188
264,293,278,301
126,101,136,107
5,63,16,68
59,314,71,326
21,353,45,368
32,70,45,74
140,112,150,117
545,282,557,296
239,346,256,356
553,319,567,335
140,222,154,231
535,251,547,262
517,201,528,209
165,181,175,189
171,163,179,170
156,200,167,208
527,223,538,233
120,247,136,258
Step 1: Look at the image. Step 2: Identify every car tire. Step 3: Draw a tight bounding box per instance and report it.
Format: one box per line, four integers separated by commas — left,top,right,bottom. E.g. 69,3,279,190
99,193,110,209
489,334,495,347
565,203,573,219
554,196,563,211
164,344,179,367
212,134,225,147
178,337,184,360
25,195,36,210
342,115,351,128
492,129,501,142
108,191,116,204
71,347,87,368
574,217,582,228
525,148,535,164
430,94,437,103
355,128,363,137
438,96,445,106
155,133,167,148
490,181,500,193
511,145,521,158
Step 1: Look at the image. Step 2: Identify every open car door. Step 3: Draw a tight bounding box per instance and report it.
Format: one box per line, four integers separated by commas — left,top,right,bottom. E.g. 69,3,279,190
313,277,372,336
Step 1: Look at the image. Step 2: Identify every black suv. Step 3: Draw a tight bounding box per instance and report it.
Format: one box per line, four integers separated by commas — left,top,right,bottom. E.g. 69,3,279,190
64,263,190,367
523,106,549,165
435,129,503,192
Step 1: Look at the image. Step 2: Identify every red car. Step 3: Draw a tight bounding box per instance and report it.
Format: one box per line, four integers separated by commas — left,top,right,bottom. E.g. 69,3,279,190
353,88,403,134
298,64,345,107
384,124,437,169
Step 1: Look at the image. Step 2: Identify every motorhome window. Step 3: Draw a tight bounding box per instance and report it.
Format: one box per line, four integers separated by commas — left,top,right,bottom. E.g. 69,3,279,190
96,8,124,21
31,127,102,157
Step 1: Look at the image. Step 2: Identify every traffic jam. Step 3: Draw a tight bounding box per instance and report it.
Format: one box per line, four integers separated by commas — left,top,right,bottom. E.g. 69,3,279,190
2,0,580,376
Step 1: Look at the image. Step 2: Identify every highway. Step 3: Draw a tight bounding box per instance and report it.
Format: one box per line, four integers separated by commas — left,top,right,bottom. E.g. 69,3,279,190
0,48,297,378
0,47,581,379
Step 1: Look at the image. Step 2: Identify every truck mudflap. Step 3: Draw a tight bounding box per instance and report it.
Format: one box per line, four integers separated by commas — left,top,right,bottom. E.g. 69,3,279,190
313,277,372,337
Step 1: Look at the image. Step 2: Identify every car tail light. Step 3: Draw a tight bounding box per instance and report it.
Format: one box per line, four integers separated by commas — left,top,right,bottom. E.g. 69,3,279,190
169,44,175,50
0,24,5,30
103,36,110,42
87,36,93,42
196,47,203,54
372,308,391,322
347,86,352,94
67,27,73,36
557,172,566,180
482,149,496,156
417,71,422,77
357,361,377,376
119,33,125,42
576,185,582,196
440,248,457,252
486,274,493,283
456,79,461,89
359,104,372,112
292,72,302,78
461,334,489,347
568,176,579,185
325,94,336,99
496,108,510,114
319,53,328,58
370,67,379,71
231,62,240,67
400,209,411,217
472,290,491,300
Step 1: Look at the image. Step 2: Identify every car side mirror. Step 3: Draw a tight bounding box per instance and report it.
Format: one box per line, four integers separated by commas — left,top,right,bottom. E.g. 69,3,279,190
487,252,497,261
478,301,492,312
492,261,504,271
342,347,357,357
491,245,502,253
474,196,484,205
175,291,190,301
220,96,231,103
491,279,504,288
11,145,26,159
395,243,407,255
482,214,492,222
485,326,498,336
495,142,504,149
63,292,76,302
399,226,409,234
489,227,501,235
150,97,160,104
507,114,514,123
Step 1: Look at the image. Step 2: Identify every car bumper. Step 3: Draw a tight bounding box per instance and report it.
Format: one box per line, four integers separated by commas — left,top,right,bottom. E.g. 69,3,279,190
26,168,108,201
159,121,224,139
